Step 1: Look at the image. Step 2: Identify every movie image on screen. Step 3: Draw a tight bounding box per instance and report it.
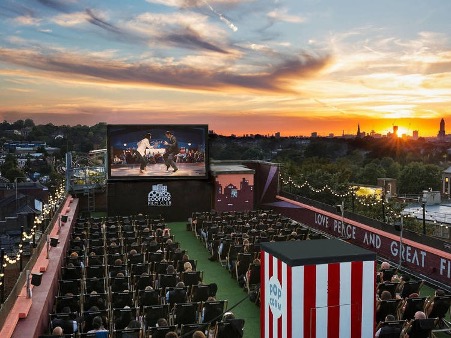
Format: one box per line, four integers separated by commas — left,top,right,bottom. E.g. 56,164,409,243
108,124,208,179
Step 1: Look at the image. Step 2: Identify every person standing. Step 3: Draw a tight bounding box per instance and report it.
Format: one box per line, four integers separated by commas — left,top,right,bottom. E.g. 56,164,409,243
163,131,179,173
136,133,151,174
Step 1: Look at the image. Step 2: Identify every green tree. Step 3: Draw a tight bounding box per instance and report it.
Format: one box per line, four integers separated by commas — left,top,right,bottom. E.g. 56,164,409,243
356,161,386,185
398,162,442,194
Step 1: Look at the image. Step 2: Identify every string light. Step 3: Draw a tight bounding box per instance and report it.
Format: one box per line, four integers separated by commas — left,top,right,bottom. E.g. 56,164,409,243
1,181,67,268
280,172,451,226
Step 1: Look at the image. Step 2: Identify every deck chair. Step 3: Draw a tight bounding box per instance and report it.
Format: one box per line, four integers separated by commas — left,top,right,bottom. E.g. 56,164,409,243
401,297,427,321
399,280,424,299
112,327,142,338
235,253,252,282
190,284,210,302
245,263,261,293
377,282,400,298
180,323,208,336
202,300,227,325
376,299,402,323
181,270,203,287
137,289,161,309
146,325,177,338
215,319,245,338
425,295,451,334
158,274,177,290
172,302,200,326
380,267,397,282
143,304,170,329
375,320,406,338
401,318,438,338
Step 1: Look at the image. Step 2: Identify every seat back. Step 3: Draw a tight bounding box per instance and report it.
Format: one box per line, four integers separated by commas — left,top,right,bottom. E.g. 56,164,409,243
377,282,399,298
180,323,207,336
215,319,245,338
377,320,406,338
173,302,200,325
376,299,402,323
428,296,451,318
159,274,177,289
202,300,227,325
400,280,423,298
190,284,210,302
402,297,426,320
404,318,437,338
146,325,177,338
143,304,170,328
182,271,202,287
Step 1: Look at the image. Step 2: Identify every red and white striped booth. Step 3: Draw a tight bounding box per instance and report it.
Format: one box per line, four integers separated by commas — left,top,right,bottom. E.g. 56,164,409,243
261,239,376,338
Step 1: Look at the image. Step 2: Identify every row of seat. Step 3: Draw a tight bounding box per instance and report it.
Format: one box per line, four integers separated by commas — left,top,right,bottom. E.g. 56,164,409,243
41,214,245,338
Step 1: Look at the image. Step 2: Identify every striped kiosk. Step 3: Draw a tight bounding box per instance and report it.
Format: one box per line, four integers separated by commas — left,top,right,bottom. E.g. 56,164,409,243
261,239,376,338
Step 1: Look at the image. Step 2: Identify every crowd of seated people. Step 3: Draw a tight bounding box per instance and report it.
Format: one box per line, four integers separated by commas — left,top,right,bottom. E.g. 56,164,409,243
191,209,326,302
40,214,244,338
375,261,451,337
191,209,450,337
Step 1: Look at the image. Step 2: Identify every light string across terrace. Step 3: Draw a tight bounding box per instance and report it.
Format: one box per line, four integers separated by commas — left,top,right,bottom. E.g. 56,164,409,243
1,182,66,270
280,174,450,229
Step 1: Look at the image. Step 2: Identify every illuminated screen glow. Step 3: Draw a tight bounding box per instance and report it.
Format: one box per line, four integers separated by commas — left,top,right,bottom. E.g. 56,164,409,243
107,124,208,180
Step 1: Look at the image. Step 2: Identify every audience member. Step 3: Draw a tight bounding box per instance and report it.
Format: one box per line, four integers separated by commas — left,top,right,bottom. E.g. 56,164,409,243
51,307,78,334
374,314,400,338
87,315,108,333
51,326,64,336
192,331,206,338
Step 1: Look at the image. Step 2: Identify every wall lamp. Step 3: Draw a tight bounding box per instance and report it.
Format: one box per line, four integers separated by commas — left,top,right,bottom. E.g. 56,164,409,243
50,237,59,247
26,270,43,298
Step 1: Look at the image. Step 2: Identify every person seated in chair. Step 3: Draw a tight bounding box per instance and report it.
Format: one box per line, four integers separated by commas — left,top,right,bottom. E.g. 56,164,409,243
404,311,434,338
122,319,141,338
425,289,450,318
87,315,108,333
378,262,394,282
376,291,395,324
52,326,64,337
51,306,78,334
115,305,133,330
216,312,244,338
166,282,187,307
375,314,401,338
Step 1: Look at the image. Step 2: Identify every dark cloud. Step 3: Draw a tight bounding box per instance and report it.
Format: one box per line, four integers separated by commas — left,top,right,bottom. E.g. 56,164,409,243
36,0,72,13
83,8,151,45
0,47,331,93
85,8,121,35
162,28,229,54
0,2,35,18
84,9,229,54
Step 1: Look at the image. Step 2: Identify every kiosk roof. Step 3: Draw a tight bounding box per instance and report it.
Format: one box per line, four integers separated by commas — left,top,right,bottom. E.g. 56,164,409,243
261,239,376,266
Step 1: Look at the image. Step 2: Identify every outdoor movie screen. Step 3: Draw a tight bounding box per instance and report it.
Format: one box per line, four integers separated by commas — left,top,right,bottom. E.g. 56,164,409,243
107,124,208,180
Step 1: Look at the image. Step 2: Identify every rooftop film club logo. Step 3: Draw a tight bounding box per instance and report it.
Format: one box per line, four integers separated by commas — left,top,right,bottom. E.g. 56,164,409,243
267,275,283,318
148,184,172,207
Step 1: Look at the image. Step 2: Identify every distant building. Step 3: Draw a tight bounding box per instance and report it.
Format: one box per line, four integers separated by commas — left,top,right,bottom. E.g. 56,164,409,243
275,132,281,139
311,132,318,138
356,124,364,138
438,118,446,139
413,130,419,140
370,130,382,138
377,178,397,198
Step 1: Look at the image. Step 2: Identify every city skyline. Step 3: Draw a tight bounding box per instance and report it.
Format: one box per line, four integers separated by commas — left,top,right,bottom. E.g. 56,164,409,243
1,1,451,136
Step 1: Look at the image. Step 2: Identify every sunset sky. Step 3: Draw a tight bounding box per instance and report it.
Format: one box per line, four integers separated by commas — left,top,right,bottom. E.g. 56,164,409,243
1,0,451,136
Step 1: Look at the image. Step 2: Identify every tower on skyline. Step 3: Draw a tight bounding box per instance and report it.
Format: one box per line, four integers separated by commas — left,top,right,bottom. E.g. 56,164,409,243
356,124,362,138
438,118,446,139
